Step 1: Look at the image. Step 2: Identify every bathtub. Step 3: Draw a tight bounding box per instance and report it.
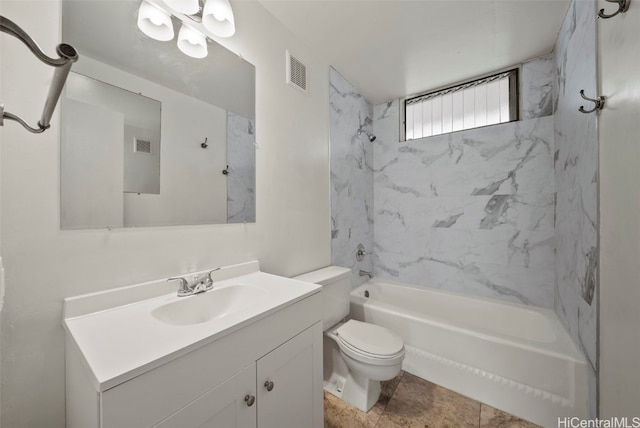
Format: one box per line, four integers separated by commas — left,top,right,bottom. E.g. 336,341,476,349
350,279,588,427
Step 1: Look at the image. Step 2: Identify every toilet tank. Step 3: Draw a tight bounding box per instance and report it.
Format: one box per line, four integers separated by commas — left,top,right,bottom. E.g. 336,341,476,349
294,266,351,330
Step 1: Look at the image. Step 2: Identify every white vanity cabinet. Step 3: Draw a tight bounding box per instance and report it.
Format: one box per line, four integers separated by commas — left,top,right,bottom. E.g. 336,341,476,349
256,325,318,428
64,263,323,428
154,363,257,428
152,325,321,428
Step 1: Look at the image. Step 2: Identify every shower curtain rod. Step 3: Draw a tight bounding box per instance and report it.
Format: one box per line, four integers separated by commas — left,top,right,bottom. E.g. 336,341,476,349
0,15,78,134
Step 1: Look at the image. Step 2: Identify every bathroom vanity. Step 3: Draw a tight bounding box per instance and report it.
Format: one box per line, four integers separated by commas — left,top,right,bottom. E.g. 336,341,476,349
63,261,323,428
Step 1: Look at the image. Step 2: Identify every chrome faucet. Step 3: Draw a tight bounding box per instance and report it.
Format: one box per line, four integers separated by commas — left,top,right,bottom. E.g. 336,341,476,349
359,270,373,279
167,268,220,297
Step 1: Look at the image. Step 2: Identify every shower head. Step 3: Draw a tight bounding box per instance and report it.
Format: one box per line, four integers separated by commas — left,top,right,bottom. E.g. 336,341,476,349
357,129,377,142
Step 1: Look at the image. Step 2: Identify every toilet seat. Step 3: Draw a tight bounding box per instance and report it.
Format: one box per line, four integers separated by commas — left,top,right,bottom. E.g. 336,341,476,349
335,320,405,366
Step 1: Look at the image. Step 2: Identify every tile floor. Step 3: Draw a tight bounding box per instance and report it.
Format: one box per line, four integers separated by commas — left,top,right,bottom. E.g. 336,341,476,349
324,371,541,428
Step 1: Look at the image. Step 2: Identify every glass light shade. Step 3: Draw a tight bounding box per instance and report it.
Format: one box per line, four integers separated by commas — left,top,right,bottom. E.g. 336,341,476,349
177,25,208,58
164,0,200,15
137,1,174,41
202,0,235,38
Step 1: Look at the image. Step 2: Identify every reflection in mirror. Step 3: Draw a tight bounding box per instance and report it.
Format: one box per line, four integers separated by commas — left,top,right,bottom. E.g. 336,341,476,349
61,73,162,229
60,0,256,229
227,113,256,223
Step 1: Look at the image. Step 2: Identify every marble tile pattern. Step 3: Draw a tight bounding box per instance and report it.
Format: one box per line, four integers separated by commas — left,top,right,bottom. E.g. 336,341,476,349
226,112,256,223
373,101,555,307
552,0,598,417
330,67,374,287
324,371,540,428
522,53,554,120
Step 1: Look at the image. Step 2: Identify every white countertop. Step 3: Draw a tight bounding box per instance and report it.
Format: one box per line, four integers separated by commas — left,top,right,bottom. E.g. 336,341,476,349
63,263,320,391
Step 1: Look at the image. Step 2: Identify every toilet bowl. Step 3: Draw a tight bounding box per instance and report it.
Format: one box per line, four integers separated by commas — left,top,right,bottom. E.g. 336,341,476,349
294,267,405,412
326,319,405,411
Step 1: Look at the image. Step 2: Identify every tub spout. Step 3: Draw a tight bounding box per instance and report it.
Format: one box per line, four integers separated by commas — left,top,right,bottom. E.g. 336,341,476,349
359,270,373,279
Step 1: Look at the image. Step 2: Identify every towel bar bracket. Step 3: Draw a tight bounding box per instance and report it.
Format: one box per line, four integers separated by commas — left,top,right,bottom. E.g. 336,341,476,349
0,15,78,134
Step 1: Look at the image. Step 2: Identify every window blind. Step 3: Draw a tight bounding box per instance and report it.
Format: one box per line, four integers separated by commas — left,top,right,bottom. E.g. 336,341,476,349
404,69,518,140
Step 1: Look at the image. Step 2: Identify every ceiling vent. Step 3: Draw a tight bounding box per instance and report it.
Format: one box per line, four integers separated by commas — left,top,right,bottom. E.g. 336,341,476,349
134,138,152,154
286,50,308,94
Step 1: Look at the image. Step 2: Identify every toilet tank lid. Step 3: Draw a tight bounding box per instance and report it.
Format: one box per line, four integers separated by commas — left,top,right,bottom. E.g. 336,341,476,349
293,266,351,285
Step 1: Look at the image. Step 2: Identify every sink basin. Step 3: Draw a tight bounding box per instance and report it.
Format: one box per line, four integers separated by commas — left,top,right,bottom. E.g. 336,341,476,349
152,284,267,326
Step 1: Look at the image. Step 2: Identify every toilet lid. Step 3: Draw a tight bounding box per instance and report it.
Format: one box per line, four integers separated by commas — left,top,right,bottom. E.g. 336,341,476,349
336,320,404,357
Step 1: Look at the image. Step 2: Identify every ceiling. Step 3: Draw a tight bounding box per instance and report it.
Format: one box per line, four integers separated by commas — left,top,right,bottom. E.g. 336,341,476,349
258,0,571,104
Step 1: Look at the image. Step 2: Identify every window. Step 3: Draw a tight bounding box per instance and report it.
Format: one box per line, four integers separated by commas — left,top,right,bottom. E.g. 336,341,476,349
403,69,518,141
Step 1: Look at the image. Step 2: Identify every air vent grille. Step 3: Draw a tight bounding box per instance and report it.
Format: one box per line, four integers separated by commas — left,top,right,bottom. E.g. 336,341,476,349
286,50,308,94
134,138,152,154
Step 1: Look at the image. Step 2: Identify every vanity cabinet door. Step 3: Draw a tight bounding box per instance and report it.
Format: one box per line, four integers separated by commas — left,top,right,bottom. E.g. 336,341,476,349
257,323,323,428
153,364,256,428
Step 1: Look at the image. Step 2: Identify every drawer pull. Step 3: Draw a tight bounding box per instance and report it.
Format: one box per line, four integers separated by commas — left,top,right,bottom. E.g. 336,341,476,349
244,395,255,407
264,380,274,392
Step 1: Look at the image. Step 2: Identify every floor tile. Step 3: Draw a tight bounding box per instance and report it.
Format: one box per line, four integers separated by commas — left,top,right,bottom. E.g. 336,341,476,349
323,370,539,428
479,404,540,428
324,373,404,428
374,372,481,428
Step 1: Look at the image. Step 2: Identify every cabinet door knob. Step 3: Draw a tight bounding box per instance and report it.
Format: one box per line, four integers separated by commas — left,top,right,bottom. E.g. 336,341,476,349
264,380,274,391
244,395,255,407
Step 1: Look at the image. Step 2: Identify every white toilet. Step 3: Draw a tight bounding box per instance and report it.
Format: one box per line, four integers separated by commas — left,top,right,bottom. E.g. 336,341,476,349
295,266,405,412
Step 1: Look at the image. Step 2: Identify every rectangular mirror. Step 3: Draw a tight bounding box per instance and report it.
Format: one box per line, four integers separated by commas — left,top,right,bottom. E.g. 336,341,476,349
60,0,256,229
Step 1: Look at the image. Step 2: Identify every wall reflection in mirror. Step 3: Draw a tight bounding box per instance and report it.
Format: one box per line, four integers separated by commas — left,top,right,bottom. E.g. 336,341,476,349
60,0,255,229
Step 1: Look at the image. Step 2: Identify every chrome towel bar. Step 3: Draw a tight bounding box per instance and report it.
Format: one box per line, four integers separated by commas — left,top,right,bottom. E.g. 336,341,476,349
0,15,78,133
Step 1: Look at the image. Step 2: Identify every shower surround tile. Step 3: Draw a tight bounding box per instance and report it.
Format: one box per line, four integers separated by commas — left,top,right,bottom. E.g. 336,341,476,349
373,100,555,307
553,0,598,417
330,67,374,287
522,53,554,120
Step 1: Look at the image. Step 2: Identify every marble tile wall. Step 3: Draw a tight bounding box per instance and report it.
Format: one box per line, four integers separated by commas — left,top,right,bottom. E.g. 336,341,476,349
368,53,555,306
522,53,554,120
227,112,256,223
552,0,598,417
373,102,555,307
329,67,374,287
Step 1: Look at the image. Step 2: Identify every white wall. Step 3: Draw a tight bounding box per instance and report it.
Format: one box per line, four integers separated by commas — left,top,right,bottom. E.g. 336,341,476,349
0,1,331,427
597,0,640,417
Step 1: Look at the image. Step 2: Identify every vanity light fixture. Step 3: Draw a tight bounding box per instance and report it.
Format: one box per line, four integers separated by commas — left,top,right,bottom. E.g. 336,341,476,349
177,24,208,58
136,0,236,59
137,1,174,41
202,0,236,38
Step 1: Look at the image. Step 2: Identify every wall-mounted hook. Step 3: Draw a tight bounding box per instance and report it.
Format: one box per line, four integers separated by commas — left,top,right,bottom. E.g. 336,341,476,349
598,0,630,18
578,90,605,114
201,137,208,149
222,165,229,175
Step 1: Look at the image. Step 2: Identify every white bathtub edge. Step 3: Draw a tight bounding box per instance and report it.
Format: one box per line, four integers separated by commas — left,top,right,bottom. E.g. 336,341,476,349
403,345,588,427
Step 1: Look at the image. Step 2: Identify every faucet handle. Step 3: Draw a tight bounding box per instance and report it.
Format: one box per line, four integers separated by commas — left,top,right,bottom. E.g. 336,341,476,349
167,277,188,286
207,267,221,282
167,277,191,296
